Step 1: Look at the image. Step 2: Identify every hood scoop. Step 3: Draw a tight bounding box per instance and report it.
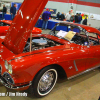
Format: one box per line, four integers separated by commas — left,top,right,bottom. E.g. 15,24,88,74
3,0,48,54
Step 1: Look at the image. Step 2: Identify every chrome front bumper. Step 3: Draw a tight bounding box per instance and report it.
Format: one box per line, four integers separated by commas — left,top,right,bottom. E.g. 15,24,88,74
0,75,32,89
0,66,32,89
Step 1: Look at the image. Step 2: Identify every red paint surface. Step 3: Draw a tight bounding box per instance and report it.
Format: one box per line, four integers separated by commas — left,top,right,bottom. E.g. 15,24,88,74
0,20,42,36
0,22,100,90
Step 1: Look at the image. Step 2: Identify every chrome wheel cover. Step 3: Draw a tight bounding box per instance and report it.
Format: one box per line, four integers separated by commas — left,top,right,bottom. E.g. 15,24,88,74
37,69,57,96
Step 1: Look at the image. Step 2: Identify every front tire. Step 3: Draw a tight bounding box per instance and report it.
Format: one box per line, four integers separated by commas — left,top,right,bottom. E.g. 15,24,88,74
31,66,58,98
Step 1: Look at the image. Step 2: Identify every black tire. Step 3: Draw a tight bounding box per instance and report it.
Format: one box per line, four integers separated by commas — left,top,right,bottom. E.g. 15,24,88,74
29,66,58,98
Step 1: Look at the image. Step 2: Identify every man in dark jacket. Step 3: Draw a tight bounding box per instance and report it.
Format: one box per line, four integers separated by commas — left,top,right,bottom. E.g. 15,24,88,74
60,12,65,21
75,13,79,23
2,5,7,19
82,16,87,25
10,4,16,20
56,12,60,20
78,14,82,24
42,8,51,30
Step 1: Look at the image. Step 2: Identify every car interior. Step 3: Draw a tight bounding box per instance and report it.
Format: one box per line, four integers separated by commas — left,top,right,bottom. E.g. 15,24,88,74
51,24,100,46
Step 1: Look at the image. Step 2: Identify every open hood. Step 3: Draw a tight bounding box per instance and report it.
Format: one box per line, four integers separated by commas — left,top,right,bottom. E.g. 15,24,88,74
3,0,48,54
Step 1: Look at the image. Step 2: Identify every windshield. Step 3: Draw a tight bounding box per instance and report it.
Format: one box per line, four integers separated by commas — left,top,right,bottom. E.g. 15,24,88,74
49,24,81,41
49,23,100,46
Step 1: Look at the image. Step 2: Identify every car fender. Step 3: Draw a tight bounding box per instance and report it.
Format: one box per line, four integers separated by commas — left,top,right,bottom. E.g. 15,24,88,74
9,49,77,84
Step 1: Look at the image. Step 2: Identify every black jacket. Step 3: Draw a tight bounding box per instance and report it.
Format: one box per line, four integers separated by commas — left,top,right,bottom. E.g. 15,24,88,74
10,6,16,15
75,15,78,23
3,7,7,13
82,18,87,25
60,14,65,21
57,13,60,19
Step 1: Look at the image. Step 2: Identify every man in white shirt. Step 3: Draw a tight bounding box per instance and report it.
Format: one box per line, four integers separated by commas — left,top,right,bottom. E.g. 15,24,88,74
65,10,71,22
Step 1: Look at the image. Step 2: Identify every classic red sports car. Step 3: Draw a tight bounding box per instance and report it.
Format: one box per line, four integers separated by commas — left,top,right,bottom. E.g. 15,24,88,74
0,20,42,36
0,0,100,98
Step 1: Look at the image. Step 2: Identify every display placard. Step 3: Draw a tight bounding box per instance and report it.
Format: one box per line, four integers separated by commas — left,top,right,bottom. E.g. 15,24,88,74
57,30,68,37
57,30,76,41
64,31,76,41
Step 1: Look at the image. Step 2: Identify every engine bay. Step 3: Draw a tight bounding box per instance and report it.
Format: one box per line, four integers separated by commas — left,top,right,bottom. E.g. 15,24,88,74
23,37,62,52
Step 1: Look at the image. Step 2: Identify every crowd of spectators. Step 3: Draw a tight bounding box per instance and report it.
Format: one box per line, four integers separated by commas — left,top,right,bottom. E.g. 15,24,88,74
40,9,88,30
56,11,87,25
1,4,88,29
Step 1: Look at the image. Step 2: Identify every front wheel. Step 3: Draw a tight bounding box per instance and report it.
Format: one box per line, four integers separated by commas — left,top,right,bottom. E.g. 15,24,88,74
30,66,58,98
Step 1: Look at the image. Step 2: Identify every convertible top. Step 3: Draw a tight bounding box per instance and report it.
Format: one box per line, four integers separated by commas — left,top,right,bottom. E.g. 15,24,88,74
57,22,100,35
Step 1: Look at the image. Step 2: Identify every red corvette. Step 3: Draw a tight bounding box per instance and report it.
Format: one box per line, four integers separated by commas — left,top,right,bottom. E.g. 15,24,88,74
0,20,42,36
0,0,100,98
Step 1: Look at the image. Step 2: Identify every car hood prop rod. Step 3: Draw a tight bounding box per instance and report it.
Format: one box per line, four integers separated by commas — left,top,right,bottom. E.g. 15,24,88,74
30,33,32,52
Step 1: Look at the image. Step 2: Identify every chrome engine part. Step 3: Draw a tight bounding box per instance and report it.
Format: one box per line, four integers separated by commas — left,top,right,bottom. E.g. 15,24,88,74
23,38,62,52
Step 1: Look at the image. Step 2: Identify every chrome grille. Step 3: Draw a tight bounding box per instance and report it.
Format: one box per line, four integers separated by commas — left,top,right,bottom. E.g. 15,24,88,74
3,72,14,84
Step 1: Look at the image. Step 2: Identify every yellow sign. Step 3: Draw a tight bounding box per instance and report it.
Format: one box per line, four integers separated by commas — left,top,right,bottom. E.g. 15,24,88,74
64,31,75,41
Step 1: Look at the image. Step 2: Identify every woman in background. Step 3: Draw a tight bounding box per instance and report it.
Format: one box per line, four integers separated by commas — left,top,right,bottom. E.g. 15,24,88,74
82,16,87,25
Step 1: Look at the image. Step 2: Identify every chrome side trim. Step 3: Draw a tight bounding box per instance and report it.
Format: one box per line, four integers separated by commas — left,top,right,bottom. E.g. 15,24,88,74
68,65,100,80
74,60,78,71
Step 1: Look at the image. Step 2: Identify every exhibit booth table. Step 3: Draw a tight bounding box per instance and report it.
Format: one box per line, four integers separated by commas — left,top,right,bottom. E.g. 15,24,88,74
36,19,61,30
47,20,58,29
4,14,11,20
37,19,43,28
36,19,71,31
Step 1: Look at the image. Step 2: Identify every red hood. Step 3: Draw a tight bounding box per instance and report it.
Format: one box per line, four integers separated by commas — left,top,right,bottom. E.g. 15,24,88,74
3,0,48,54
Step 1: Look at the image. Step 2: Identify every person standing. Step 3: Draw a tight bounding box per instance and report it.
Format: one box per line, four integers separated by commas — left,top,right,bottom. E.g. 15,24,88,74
78,13,82,24
70,14,75,22
82,16,87,25
56,12,60,20
2,5,7,19
10,4,16,20
65,10,71,22
74,13,79,23
42,8,51,30
60,12,65,21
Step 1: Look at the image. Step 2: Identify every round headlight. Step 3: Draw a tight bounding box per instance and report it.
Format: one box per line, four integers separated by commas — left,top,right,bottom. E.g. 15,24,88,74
5,60,8,69
8,64,13,74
